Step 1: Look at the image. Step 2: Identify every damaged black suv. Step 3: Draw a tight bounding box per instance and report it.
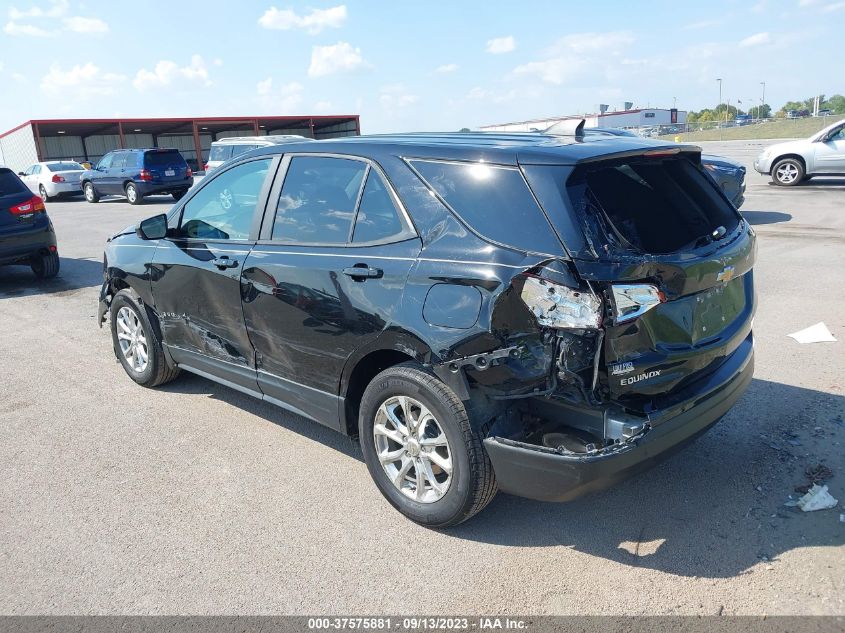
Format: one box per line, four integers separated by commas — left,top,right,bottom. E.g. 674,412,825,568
99,131,756,527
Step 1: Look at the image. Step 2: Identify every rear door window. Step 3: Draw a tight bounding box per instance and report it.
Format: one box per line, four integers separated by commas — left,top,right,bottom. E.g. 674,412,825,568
409,159,564,256
351,171,405,243
271,156,367,244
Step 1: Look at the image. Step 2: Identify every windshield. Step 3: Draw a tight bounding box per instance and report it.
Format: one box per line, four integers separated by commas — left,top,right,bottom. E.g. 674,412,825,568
46,162,83,171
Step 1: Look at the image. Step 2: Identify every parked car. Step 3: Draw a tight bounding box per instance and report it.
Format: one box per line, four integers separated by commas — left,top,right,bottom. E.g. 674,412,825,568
0,167,60,279
18,161,84,201
204,135,310,173
81,148,193,205
754,118,845,185
817,109,833,117
99,132,756,526
588,128,746,207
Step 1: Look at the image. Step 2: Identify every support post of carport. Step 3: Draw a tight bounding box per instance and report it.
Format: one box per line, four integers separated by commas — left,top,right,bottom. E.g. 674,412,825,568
80,136,89,162
117,122,126,148
33,122,43,161
191,121,204,169
309,118,315,139
253,119,261,136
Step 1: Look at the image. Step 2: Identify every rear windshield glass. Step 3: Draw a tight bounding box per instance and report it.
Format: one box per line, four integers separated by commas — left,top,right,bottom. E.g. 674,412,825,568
568,156,739,254
409,159,564,256
209,145,233,162
0,169,28,195
47,162,83,171
144,150,185,167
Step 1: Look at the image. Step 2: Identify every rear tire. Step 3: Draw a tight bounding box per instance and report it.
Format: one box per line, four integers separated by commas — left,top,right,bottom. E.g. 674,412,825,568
125,182,143,205
771,158,804,186
31,251,60,279
171,189,188,201
38,184,52,202
83,182,99,203
359,362,497,527
110,289,180,387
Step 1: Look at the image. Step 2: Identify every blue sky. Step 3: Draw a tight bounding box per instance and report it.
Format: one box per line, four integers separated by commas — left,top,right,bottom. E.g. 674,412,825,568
0,0,842,133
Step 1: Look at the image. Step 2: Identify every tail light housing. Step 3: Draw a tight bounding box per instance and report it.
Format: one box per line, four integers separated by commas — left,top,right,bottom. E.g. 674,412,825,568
610,284,665,323
51,174,65,183
203,163,209,171
186,166,193,178
9,195,46,216
520,274,602,329
138,168,153,182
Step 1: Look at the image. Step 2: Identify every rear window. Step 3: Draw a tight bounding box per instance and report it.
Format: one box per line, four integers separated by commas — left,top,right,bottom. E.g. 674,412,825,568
46,162,83,171
209,145,233,162
409,159,564,256
144,150,185,168
568,155,739,254
0,169,28,196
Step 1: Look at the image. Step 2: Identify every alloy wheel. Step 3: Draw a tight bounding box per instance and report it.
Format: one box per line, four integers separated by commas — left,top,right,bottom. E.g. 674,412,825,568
126,185,137,203
85,183,95,201
373,395,452,503
776,162,799,184
116,306,149,373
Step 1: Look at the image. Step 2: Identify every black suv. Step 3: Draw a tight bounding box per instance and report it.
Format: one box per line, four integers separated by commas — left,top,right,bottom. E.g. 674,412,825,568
0,168,60,279
99,133,756,526
81,148,193,205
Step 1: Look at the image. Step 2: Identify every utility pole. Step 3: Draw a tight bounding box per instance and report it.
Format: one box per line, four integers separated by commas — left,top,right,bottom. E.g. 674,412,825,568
760,81,766,119
717,78,722,140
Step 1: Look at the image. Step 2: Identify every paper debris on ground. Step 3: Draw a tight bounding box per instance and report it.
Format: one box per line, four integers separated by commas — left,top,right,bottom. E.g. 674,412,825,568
796,484,838,512
787,322,837,344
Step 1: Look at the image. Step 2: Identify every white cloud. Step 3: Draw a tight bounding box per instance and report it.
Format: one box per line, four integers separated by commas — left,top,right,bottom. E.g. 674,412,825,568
739,32,771,46
213,58,223,66
822,1,845,11
256,76,273,95
63,16,108,33
133,55,212,90
308,41,370,77
435,63,458,73
314,100,334,112
486,35,515,54
379,84,419,111
8,0,68,20
512,31,633,85
40,62,125,97
258,4,346,34
683,19,721,29
256,78,304,112
4,21,53,36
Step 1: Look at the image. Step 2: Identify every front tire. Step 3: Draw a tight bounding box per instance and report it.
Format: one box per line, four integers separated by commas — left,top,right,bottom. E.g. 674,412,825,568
31,251,60,279
83,182,99,203
125,182,143,205
359,363,497,527
772,158,804,186
110,289,180,387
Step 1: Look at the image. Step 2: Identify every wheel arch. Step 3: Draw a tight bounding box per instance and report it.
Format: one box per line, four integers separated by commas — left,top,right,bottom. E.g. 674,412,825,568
339,331,436,437
772,153,807,171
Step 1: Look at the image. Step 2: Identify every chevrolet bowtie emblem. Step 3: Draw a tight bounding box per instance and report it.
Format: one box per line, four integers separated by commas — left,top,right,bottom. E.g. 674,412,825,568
716,265,735,283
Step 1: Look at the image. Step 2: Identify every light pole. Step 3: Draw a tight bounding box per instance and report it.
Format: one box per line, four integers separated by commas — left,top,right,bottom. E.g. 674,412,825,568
760,81,766,119
717,78,722,139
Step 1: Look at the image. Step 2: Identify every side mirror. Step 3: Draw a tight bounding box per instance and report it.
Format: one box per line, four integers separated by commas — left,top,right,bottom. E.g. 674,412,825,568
136,214,168,240
18,172,25,176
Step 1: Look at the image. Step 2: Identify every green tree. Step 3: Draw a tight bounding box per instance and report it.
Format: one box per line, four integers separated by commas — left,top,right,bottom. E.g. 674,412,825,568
823,94,845,114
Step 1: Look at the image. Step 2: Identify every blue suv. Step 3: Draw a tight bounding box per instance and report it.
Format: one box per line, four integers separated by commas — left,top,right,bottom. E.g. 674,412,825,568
81,148,193,205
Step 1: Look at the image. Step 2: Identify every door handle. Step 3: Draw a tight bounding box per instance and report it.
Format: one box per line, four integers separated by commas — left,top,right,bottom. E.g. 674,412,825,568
342,265,382,279
212,256,239,270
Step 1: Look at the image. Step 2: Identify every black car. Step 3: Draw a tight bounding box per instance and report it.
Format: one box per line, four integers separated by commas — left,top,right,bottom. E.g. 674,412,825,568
587,128,746,207
0,168,60,279
81,148,193,205
99,132,756,527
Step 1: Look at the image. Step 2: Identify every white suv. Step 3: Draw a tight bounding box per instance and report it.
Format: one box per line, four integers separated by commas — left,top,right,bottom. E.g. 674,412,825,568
204,135,309,173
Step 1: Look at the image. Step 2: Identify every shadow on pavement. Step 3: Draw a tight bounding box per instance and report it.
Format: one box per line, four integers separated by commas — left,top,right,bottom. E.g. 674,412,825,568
445,378,844,578
741,210,793,225
0,256,103,299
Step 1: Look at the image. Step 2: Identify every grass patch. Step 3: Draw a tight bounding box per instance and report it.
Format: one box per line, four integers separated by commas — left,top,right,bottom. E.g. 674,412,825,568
658,117,843,142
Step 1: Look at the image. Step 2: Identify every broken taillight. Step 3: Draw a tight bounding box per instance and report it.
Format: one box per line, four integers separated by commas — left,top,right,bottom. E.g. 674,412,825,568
610,284,665,323
520,275,602,330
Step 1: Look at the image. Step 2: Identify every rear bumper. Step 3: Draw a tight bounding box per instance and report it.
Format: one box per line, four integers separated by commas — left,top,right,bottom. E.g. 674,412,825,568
45,181,82,196
0,222,57,265
483,335,754,502
135,178,193,196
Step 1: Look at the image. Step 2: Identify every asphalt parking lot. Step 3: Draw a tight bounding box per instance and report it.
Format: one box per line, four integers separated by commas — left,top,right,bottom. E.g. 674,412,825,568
0,140,843,615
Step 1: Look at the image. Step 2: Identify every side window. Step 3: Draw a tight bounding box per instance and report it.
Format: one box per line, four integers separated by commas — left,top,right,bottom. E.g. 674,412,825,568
31,165,41,175
209,145,232,162
272,156,367,243
179,158,272,241
98,154,113,170
112,153,126,169
352,172,405,243
123,153,139,169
